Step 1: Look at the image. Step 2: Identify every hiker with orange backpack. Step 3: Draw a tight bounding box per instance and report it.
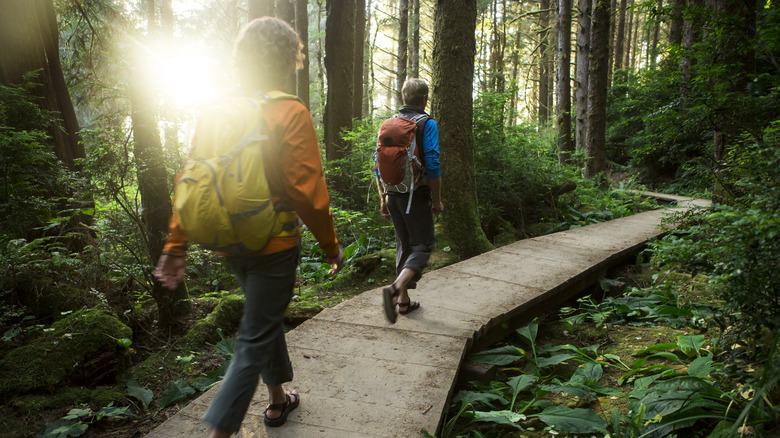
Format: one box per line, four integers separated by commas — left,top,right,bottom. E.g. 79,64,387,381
375,78,444,324
153,17,344,437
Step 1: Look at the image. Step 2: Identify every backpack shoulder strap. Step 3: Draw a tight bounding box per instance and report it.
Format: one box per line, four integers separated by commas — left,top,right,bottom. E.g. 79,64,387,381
408,113,430,164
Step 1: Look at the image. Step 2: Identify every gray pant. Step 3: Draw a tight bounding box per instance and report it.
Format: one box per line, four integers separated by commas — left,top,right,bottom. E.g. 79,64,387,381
202,246,299,433
387,186,435,288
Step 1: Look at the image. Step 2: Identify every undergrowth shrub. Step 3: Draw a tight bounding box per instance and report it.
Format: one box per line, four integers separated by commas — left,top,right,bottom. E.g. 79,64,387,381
651,121,780,357
474,92,569,240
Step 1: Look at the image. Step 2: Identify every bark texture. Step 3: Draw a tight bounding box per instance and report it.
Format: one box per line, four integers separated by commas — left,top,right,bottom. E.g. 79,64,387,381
575,0,592,151
584,0,610,178
324,0,355,161
431,0,493,260
557,0,573,163
0,0,84,172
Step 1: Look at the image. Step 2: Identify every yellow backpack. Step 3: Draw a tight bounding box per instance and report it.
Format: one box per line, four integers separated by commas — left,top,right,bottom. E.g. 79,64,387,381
174,91,299,254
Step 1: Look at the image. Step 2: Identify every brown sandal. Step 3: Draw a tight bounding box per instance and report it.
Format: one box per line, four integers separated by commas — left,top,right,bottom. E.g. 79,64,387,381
382,285,400,323
264,391,300,427
398,300,420,315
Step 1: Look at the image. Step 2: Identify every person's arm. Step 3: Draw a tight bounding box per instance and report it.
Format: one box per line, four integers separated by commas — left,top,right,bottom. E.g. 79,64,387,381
428,176,443,215
423,119,443,214
155,171,189,289
375,166,390,218
279,101,343,272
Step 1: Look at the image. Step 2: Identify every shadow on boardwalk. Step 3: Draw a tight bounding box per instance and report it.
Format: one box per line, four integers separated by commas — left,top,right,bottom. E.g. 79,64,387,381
146,194,710,438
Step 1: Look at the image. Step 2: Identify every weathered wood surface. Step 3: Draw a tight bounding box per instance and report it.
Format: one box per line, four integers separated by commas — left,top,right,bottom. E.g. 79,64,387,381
146,196,708,438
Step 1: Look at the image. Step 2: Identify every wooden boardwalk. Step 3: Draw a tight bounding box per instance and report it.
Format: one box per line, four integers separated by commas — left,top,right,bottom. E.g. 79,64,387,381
146,195,710,438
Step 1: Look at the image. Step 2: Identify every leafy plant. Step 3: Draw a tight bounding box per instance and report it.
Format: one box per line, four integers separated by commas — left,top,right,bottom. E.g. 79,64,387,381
38,402,132,438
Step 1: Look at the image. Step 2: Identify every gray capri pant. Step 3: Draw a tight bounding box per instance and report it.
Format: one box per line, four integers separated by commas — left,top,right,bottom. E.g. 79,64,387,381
386,186,435,289
202,246,299,433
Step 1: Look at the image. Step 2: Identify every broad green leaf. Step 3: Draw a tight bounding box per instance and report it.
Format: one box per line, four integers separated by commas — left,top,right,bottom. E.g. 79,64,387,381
632,351,686,369
126,379,153,409
634,342,678,356
159,379,196,409
687,354,714,378
95,404,130,421
62,408,91,420
507,374,538,394
537,353,576,369
472,410,526,430
468,345,524,365
538,406,607,433
582,362,603,382
676,334,706,358
451,391,507,409
39,420,88,438
515,320,538,347
542,383,593,398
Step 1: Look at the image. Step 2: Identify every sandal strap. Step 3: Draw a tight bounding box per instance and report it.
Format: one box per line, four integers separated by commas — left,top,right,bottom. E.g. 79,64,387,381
266,393,295,411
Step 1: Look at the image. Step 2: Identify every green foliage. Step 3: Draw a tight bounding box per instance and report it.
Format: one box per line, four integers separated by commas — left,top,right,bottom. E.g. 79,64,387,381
38,402,132,438
473,92,568,240
650,122,780,355
0,79,80,240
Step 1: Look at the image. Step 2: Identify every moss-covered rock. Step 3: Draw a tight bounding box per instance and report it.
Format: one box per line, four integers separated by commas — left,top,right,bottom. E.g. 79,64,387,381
0,305,132,402
11,387,125,415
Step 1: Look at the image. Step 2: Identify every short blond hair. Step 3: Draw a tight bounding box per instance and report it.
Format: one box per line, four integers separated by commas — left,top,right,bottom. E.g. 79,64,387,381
402,79,428,107
233,17,304,82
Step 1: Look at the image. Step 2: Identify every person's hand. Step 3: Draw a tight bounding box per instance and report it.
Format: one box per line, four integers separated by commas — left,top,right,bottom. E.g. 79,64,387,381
154,254,186,290
327,247,345,275
432,200,444,215
380,199,390,218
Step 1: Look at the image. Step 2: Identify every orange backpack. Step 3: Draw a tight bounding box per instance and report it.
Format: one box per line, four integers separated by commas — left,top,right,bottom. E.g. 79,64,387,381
375,113,430,213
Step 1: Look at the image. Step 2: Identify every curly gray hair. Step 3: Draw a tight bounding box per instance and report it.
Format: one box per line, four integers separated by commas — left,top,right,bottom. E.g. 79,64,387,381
233,17,304,86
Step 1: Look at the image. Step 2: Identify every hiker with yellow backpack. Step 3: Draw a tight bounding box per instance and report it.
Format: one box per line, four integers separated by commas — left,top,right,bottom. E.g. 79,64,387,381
154,17,344,436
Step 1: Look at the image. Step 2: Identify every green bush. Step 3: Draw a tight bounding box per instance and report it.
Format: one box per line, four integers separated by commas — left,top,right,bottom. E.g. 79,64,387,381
650,121,780,355
0,80,77,240
473,92,569,240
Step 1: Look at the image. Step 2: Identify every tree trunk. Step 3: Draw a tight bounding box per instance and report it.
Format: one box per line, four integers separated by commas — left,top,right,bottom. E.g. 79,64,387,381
584,0,610,178
365,0,373,115
624,0,634,70
276,0,295,22
681,0,702,94
129,65,189,330
396,0,409,107
295,0,310,107
324,0,355,162
353,0,366,120
410,0,421,78
669,0,683,45
575,0,592,151
650,0,662,67
613,0,627,72
607,0,617,85
557,0,573,163
316,0,326,116
249,0,275,18
431,0,493,260
538,0,551,124
0,0,84,173
710,0,758,173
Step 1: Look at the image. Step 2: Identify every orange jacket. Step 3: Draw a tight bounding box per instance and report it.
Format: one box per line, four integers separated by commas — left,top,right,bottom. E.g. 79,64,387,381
162,95,339,259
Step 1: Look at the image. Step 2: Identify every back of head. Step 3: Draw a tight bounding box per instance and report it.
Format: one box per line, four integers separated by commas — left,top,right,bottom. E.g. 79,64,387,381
402,79,428,108
233,17,303,92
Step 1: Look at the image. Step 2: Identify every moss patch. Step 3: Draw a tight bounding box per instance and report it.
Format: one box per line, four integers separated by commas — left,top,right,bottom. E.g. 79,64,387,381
0,305,132,402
